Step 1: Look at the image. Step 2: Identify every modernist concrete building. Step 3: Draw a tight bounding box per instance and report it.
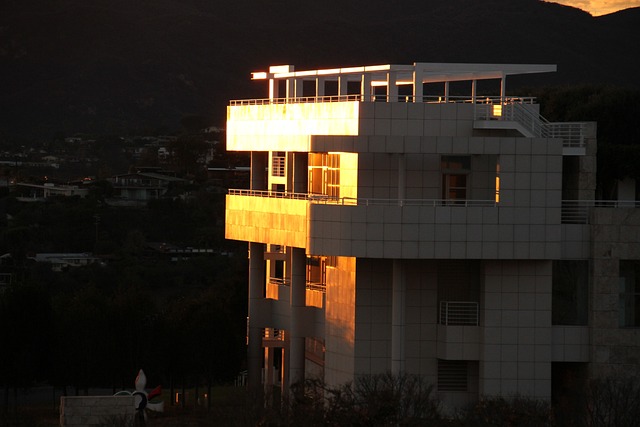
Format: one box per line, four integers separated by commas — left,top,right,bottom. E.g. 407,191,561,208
225,62,640,407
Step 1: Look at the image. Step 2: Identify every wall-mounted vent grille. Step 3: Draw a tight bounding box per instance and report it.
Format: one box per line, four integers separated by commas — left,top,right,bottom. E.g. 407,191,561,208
438,360,468,392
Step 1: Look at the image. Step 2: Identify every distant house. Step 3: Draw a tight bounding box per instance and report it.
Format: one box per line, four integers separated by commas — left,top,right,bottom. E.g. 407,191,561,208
108,172,187,205
15,182,89,201
145,242,218,262
29,253,101,272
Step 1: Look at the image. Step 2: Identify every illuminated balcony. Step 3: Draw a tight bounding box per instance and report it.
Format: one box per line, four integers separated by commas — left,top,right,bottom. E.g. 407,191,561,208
228,94,588,155
226,190,563,259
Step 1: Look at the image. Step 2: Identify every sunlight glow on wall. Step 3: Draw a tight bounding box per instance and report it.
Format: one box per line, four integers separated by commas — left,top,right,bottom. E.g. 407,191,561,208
227,102,360,152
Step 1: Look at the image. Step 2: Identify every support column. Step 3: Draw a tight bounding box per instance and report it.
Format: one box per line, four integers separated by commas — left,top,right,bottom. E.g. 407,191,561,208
412,70,423,103
391,259,406,375
251,152,267,191
289,247,306,386
248,242,266,388
316,77,325,97
269,79,277,101
387,72,398,102
471,79,477,104
264,345,275,398
500,75,506,104
281,338,290,396
286,78,295,100
361,73,372,102
444,81,450,102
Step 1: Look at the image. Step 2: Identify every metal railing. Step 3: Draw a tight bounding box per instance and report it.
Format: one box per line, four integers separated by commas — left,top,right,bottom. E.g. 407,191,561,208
439,301,479,326
268,277,290,287
474,100,586,149
263,328,285,340
228,189,497,207
229,94,585,148
230,95,537,106
230,94,365,106
306,281,326,293
562,200,640,224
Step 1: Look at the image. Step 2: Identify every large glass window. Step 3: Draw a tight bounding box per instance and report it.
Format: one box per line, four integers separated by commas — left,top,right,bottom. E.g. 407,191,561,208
620,261,640,327
307,153,340,198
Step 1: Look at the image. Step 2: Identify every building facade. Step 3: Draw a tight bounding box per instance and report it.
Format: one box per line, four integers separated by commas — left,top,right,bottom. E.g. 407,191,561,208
225,62,640,407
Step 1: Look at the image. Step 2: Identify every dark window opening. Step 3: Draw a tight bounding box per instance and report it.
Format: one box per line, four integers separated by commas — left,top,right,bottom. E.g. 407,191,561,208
552,260,588,325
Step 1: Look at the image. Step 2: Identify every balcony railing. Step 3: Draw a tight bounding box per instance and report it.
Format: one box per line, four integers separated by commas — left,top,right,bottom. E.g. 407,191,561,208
268,277,290,287
230,95,537,106
230,94,365,106
263,328,285,340
474,99,586,149
306,281,326,293
229,94,585,148
439,301,479,326
228,189,497,207
561,200,640,224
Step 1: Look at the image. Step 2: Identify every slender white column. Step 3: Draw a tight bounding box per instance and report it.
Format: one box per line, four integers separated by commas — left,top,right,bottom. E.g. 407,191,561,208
412,70,423,103
248,242,265,388
391,259,406,375
500,75,506,103
444,81,450,102
294,78,304,98
269,79,277,101
286,78,294,100
471,79,477,104
361,73,372,102
289,247,306,386
387,72,398,102
316,77,325,97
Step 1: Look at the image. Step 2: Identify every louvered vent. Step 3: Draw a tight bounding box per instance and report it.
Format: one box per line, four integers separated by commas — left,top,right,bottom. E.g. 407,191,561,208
438,360,468,392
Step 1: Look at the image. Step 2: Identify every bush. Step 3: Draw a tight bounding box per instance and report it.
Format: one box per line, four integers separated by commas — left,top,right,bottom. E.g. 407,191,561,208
586,375,640,427
461,395,554,427
288,373,441,426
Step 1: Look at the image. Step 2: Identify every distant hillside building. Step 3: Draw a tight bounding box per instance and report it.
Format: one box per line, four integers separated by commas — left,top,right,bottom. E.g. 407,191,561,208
225,62,640,408
16,182,89,201
109,172,187,205
29,253,101,272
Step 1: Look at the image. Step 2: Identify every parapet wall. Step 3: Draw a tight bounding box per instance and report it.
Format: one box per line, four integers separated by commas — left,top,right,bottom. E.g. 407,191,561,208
60,396,135,427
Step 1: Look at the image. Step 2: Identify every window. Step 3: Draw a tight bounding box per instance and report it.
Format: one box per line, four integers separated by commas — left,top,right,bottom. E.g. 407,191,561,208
326,154,340,198
620,261,640,327
307,153,340,198
272,152,285,177
552,260,588,325
441,156,470,203
306,256,326,292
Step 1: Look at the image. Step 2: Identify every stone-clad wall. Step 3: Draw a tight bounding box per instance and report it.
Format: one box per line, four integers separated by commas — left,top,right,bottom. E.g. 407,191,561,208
60,396,135,427
590,208,640,378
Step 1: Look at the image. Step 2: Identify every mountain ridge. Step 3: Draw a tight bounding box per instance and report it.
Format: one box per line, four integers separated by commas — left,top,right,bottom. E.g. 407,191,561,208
1,0,638,139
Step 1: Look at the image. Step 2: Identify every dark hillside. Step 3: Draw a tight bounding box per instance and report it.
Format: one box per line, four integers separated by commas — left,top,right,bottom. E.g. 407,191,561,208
1,0,638,139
